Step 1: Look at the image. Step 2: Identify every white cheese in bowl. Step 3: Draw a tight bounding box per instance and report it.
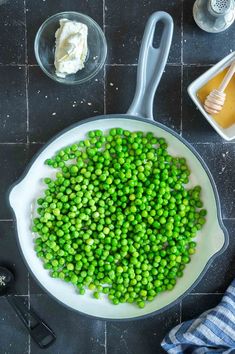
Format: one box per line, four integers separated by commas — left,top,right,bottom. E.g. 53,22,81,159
54,19,88,78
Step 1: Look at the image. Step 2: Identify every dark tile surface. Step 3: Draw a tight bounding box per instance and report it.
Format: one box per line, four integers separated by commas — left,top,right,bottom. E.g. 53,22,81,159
0,1,235,354
154,65,181,133
26,0,103,64
211,147,235,220
0,144,28,220
0,221,28,295
30,294,105,354
182,66,223,143
192,144,235,220
28,66,104,142
106,65,136,114
182,294,223,322
105,0,182,64
0,66,27,143
183,0,235,64
0,296,28,354
106,64,181,132
29,273,46,295
0,0,25,64
107,305,180,354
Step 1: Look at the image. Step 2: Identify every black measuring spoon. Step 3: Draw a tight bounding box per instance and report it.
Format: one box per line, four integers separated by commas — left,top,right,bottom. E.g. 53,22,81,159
0,266,56,349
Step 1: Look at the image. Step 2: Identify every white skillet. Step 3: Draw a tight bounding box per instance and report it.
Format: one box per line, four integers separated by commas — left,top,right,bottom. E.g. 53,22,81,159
9,12,228,320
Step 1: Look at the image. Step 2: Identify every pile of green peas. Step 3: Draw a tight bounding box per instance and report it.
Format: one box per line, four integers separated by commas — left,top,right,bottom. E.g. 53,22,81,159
32,128,207,308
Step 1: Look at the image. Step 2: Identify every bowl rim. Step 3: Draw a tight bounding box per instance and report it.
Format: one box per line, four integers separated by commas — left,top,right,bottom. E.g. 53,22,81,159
8,114,229,321
34,11,107,85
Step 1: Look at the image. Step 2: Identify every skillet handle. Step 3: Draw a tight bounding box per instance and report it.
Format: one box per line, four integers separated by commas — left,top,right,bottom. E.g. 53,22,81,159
127,11,173,120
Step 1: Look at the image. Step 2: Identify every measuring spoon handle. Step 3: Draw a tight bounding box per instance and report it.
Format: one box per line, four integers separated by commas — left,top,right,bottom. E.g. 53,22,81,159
7,295,56,349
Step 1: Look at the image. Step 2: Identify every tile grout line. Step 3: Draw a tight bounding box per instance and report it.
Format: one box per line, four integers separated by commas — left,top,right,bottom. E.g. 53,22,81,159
180,67,183,136
23,0,27,66
0,142,45,145
0,142,44,145
104,321,107,354
105,63,215,67
106,63,137,67
28,335,30,354
180,0,184,137
27,272,31,354
103,0,107,115
25,67,30,145
24,0,29,145
191,292,224,295
0,142,27,145
24,1,31,351
192,141,235,145
29,141,45,145
0,63,27,67
103,0,107,348
0,63,219,67
3,294,30,297
181,0,184,69
168,63,214,67
179,301,182,323
104,65,107,115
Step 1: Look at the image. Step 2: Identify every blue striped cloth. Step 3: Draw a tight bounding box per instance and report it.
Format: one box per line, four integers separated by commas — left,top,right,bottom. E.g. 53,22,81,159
162,279,235,353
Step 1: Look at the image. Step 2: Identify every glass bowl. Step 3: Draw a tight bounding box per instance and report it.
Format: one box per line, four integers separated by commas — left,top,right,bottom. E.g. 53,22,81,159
34,12,107,85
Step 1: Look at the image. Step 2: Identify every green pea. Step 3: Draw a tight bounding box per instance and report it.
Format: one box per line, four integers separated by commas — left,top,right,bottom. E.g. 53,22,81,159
34,128,206,308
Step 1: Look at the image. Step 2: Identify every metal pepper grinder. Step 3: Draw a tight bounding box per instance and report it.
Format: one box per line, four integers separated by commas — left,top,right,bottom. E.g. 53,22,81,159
193,0,235,33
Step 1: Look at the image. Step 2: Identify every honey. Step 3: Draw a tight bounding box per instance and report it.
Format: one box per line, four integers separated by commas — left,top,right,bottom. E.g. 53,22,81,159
197,68,235,129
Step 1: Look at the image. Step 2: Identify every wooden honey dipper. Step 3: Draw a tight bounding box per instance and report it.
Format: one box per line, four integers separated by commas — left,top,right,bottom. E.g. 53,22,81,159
204,60,235,115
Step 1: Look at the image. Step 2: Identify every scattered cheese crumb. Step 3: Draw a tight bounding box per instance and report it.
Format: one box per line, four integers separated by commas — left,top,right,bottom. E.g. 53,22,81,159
52,112,56,116
219,166,226,174
88,102,92,106
109,83,114,86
